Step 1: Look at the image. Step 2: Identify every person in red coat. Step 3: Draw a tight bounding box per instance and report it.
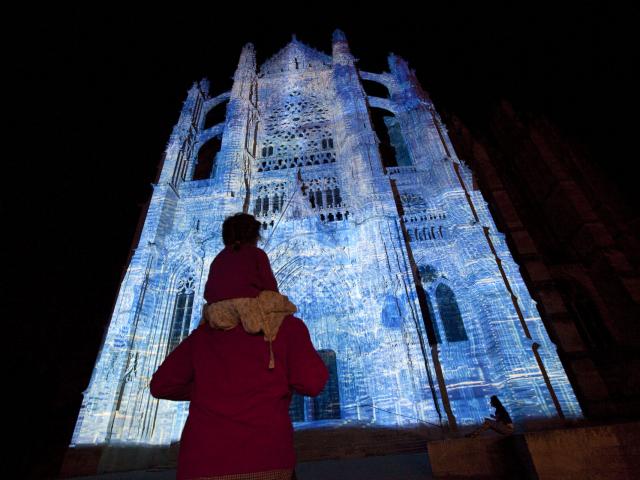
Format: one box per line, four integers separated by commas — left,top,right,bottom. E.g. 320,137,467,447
150,213,329,480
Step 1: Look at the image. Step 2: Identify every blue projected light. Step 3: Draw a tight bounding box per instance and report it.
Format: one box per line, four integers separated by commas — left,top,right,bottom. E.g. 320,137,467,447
69,32,581,448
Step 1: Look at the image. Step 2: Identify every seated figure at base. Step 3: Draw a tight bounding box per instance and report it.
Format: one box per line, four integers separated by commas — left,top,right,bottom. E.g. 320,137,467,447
465,395,514,438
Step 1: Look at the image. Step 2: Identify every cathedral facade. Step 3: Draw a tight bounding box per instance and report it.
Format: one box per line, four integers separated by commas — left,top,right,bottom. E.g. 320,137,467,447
70,31,581,448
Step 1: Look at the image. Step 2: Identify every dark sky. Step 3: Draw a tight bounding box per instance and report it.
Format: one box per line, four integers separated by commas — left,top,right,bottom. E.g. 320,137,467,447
10,2,636,477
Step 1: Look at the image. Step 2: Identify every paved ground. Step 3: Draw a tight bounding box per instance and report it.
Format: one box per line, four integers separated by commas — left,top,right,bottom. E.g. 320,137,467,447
70,452,433,479
296,452,431,480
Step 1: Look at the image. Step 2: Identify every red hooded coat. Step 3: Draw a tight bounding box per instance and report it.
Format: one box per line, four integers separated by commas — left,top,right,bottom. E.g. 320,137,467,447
150,244,329,479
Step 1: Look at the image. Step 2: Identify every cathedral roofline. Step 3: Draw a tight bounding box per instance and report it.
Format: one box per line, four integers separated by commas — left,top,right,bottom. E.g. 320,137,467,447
259,34,333,74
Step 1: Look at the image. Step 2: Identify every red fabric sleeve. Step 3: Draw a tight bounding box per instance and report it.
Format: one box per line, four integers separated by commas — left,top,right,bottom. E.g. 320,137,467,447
286,317,329,397
149,330,196,401
256,248,279,293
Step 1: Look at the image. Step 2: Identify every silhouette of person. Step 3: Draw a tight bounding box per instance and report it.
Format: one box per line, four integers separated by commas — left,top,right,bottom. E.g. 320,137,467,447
465,395,514,438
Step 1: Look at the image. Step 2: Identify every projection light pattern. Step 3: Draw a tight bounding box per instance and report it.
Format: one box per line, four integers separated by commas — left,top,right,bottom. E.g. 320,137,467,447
70,32,581,447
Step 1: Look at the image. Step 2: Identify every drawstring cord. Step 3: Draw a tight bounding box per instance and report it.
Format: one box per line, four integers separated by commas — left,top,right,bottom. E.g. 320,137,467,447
268,339,275,369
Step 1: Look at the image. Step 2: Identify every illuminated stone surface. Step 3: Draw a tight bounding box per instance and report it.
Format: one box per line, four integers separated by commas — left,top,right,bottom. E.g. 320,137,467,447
70,32,581,448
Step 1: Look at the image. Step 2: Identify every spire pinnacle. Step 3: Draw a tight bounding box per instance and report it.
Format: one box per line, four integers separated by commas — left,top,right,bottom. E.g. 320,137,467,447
332,29,346,43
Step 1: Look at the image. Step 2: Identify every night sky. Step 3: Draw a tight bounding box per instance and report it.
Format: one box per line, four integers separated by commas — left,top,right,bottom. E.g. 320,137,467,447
10,3,635,478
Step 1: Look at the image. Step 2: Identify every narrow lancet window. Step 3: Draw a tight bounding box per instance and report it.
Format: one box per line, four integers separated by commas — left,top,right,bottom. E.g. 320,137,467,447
435,284,467,342
333,187,342,205
168,276,195,355
326,189,334,207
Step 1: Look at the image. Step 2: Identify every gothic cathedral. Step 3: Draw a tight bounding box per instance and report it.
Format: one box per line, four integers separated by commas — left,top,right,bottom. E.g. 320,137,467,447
70,31,581,447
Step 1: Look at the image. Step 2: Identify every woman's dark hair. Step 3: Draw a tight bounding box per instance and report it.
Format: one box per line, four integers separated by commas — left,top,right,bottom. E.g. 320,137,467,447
222,213,262,251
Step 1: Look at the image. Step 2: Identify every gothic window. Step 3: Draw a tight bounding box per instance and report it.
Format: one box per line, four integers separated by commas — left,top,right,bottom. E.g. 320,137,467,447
362,79,390,98
369,107,413,168
435,284,467,342
314,190,323,208
333,187,341,205
418,264,438,283
192,96,203,128
325,188,334,207
384,116,413,167
369,108,397,168
258,91,335,172
262,196,269,215
309,193,316,209
319,138,334,150
172,148,187,186
252,123,259,157
418,265,442,343
254,197,262,217
381,294,402,329
168,276,195,354
203,101,227,130
193,135,222,180
313,349,341,420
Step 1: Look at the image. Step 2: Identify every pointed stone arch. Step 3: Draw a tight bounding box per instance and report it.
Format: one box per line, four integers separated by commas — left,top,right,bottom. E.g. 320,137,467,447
201,91,230,126
368,104,413,168
167,273,195,354
381,293,403,329
434,283,468,343
163,244,204,334
361,79,390,99
193,133,223,180
359,70,394,96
